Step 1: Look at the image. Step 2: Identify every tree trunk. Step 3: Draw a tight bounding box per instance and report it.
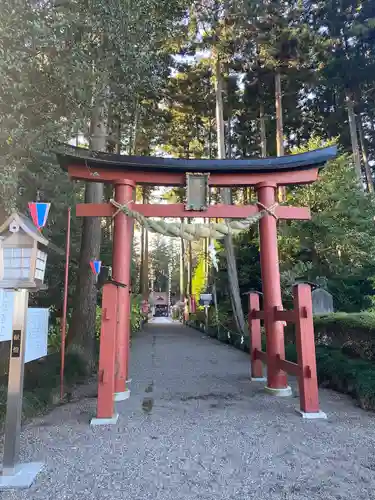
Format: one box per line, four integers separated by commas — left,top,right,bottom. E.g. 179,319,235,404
227,114,232,158
107,103,115,153
204,225,209,285
115,116,121,154
259,102,267,157
214,56,246,335
67,97,107,370
357,114,373,193
143,228,149,298
208,119,213,159
140,224,144,294
275,69,286,201
132,97,141,155
345,91,363,186
187,219,193,297
180,233,185,302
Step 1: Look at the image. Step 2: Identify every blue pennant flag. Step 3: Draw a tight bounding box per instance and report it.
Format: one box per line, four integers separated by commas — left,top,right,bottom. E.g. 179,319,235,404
28,202,50,230
90,260,101,275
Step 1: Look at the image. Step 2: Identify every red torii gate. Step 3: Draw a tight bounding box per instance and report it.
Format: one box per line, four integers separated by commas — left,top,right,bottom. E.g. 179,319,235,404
56,144,337,424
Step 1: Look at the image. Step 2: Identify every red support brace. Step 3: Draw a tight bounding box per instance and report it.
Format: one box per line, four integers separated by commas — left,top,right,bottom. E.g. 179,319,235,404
248,293,264,379
254,349,268,364
96,283,118,419
294,284,321,414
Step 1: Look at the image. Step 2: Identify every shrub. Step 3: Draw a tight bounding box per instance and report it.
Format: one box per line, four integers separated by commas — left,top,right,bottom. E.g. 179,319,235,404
48,318,65,352
0,351,87,422
94,295,143,340
284,312,375,361
171,307,180,320
0,297,144,425
288,344,375,411
314,312,375,361
188,313,375,412
131,295,143,333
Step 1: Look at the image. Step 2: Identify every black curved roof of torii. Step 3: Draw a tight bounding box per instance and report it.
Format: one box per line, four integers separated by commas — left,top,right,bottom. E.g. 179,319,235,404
55,143,337,173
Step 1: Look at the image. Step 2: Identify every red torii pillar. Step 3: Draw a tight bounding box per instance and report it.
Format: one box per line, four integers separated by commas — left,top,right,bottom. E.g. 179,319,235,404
112,179,134,401
256,181,290,395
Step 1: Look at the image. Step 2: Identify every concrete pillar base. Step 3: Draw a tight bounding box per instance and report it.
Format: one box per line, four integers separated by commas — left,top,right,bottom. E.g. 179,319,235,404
114,389,130,402
90,414,119,426
265,385,292,397
295,408,327,420
0,462,44,490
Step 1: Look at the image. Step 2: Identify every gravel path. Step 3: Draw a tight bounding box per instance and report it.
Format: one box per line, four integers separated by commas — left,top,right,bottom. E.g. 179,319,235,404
2,321,375,500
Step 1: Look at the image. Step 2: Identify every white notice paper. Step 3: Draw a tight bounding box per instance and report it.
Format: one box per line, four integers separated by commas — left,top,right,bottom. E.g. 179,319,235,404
0,290,14,342
25,308,49,363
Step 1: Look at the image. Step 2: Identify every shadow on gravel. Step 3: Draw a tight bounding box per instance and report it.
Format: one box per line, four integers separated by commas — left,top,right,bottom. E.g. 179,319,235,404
142,397,154,413
179,392,241,402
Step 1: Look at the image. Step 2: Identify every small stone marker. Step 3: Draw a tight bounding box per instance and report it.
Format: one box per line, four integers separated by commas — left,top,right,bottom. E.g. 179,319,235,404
312,288,334,315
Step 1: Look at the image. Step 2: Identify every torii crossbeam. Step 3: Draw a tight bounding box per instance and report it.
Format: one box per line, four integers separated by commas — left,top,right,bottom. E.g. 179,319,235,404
56,144,337,424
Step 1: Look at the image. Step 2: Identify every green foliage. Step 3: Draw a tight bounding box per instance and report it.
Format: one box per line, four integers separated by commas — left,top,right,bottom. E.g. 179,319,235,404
160,63,216,158
131,295,143,334
0,352,87,422
47,296,141,359
48,318,66,353
148,235,179,295
285,311,375,362
192,253,207,303
211,145,375,316
214,230,261,311
281,146,375,311
312,347,375,411
314,312,375,335
313,312,375,361
285,342,375,411
96,306,102,339
0,294,144,422
188,312,375,411
171,307,180,320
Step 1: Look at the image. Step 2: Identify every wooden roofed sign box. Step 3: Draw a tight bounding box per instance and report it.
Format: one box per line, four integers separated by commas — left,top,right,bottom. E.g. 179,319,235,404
0,213,49,290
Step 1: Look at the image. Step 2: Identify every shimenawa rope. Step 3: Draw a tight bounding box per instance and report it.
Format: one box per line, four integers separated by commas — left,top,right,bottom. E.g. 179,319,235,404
109,199,278,241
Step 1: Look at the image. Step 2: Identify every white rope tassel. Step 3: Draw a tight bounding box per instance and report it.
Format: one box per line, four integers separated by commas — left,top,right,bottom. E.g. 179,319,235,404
208,242,219,271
